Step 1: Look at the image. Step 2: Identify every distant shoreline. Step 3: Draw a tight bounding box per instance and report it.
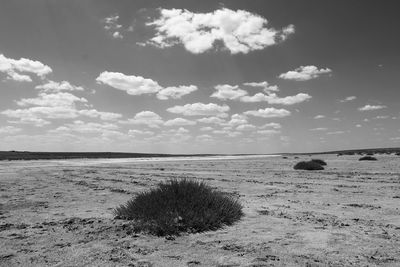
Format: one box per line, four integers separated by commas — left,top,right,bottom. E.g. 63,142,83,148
1,147,399,161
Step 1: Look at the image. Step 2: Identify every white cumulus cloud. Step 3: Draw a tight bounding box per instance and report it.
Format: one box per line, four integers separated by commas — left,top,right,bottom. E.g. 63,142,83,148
96,71,162,95
279,65,331,81
146,8,294,54
157,85,198,100
358,104,386,111
244,107,291,118
167,103,230,117
0,54,52,82
164,117,197,126
35,80,84,92
211,84,248,100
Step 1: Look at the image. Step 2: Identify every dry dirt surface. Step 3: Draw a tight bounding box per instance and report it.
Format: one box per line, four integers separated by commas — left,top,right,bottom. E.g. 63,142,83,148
1,154,399,266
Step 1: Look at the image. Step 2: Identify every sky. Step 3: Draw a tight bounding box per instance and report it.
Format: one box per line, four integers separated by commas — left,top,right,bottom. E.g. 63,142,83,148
0,0,399,154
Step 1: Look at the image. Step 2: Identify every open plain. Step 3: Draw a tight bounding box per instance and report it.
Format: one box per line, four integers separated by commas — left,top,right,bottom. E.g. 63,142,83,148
1,154,399,266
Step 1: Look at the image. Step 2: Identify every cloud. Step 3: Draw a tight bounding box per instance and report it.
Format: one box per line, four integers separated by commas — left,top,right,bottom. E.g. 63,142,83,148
0,54,52,81
197,116,226,124
314,115,325,119
327,131,345,135
128,129,154,136
146,8,294,54
236,124,256,131
16,92,87,108
358,104,386,111
211,83,311,105
164,117,196,126
340,96,356,103
123,111,164,128
243,81,279,92
2,91,121,126
257,129,280,135
279,65,331,81
157,85,198,100
96,71,161,95
309,127,328,131
259,122,281,129
244,107,291,118
211,84,248,100
225,114,248,126
102,14,124,39
78,109,122,121
0,126,22,134
6,72,32,82
200,126,213,131
35,80,84,92
196,134,213,142
240,92,311,105
52,120,119,134
96,71,197,100
167,103,230,117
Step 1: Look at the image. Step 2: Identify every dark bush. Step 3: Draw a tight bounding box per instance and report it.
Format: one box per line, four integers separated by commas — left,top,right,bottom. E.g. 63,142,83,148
293,161,324,170
311,159,327,166
359,156,377,161
114,179,243,236
366,153,374,156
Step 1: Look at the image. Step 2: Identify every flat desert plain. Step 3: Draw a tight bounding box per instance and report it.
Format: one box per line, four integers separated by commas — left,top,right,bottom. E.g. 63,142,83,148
1,154,399,266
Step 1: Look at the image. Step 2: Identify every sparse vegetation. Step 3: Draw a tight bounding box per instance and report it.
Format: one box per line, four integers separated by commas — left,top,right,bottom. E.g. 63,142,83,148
311,159,327,166
114,179,243,236
293,161,324,170
359,156,377,161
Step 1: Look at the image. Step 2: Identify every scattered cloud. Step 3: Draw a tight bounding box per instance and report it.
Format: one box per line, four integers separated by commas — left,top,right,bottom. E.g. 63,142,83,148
259,122,281,129
310,127,328,131
243,81,279,92
146,8,294,54
197,116,226,124
236,124,256,131
96,71,161,95
327,131,345,135
35,80,84,92
164,117,196,126
0,54,52,82
167,103,230,117
244,107,291,118
339,96,356,103
156,85,198,100
200,126,213,131
240,92,311,105
102,14,123,39
122,111,164,128
78,109,122,121
0,126,22,134
314,115,325,119
358,104,386,111
279,65,331,81
96,71,197,100
211,84,247,100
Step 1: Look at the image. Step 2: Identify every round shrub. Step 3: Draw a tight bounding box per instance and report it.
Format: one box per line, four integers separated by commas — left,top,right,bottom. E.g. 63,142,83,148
114,179,243,236
311,159,327,166
395,152,400,156
293,161,324,170
359,156,377,161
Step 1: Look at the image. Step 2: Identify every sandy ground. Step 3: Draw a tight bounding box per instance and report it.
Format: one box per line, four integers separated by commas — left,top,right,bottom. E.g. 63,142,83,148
1,154,399,266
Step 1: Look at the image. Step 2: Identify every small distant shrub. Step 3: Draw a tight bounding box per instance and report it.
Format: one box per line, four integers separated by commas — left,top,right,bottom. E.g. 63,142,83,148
366,153,374,156
282,156,288,159
114,179,243,236
293,161,324,171
396,152,400,156
311,159,327,166
337,153,343,157
359,156,377,161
